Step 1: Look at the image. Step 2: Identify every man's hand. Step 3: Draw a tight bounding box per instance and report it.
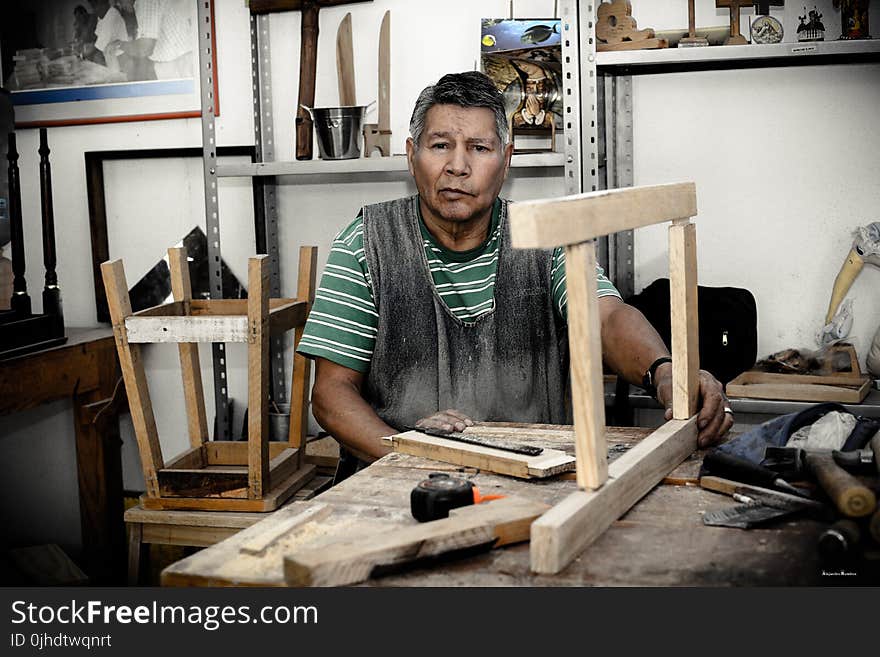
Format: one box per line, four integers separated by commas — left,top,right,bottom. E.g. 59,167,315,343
415,409,474,433
655,365,733,448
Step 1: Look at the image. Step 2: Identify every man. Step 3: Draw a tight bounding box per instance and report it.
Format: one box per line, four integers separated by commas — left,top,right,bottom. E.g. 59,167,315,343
297,71,732,474
88,0,128,72
111,0,196,80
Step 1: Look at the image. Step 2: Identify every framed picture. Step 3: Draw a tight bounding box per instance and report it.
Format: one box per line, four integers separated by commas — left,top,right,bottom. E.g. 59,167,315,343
480,18,563,152
0,0,218,128
85,145,256,323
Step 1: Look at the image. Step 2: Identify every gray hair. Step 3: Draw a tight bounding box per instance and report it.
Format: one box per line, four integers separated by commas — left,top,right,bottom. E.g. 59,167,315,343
409,71,509,147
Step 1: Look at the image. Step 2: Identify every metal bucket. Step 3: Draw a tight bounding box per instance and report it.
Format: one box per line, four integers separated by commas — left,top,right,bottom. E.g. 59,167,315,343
304,105,367,160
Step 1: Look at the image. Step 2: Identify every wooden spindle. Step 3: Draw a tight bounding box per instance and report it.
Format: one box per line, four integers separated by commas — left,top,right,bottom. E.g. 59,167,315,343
39,128,63,329
6,132,30,316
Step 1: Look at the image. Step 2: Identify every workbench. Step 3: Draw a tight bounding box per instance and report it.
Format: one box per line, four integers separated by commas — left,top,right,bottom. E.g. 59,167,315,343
0,327,125,583
162,427,831,587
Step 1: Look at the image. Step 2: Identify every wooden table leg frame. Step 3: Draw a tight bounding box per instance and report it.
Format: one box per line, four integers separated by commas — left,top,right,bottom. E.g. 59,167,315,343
101,247,319,512
509,182,701,574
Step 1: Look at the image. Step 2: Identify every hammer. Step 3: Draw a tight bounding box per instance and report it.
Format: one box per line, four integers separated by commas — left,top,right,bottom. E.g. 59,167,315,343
250,0,372,160
764,445,876,518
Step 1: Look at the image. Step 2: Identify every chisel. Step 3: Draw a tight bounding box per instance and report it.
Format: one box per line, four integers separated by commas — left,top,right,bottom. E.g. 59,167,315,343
702,450,811,498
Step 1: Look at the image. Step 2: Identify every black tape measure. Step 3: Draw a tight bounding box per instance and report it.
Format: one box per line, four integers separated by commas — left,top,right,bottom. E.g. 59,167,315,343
410,473,476,523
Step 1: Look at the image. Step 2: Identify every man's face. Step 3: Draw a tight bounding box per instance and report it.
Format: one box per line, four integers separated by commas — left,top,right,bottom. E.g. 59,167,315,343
407,104,512,228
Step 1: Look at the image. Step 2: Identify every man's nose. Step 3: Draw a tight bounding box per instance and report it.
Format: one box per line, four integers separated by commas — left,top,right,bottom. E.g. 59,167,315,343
444,146,469,176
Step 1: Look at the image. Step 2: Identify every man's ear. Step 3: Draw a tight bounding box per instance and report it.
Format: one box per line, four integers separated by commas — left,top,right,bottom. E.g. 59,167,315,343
405,137,416,176
502,141,514,177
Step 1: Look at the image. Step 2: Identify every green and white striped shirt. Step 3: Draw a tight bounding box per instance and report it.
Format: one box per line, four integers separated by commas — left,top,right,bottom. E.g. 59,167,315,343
297,199,620,372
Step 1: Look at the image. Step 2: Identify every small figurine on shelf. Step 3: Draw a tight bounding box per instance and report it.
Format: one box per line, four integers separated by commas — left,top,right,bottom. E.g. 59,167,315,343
595,1,668,51
833,0,872,39
797,6,827,41
751,1,785,45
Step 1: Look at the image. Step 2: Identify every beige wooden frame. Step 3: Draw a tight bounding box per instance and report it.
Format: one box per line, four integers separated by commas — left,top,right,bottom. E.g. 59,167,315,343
101,246,318,512
509,182,700,574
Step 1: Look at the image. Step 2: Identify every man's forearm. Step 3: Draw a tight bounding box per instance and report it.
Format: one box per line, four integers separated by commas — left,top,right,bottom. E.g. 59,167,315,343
599,298,670,387
312,377,395,461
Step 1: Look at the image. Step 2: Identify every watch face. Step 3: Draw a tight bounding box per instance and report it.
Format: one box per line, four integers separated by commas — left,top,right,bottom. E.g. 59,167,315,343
751,15,784,45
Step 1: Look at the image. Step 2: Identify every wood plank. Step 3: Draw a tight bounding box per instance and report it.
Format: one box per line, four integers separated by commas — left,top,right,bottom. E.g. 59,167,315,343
240,503,331,556
382,431,575,479
729,369,868,387
669,220,699,419
142,465,316,512
290,246,319,449
142,524,240,548
269,449,300,488
0,339,102,414
726,371,871,403
530,416,698,574
268,301,308,334
205,441,291,465
165,445,206,470
124,315,249,343
157,469,249,499
190,298,299,315
168,247,209,450
282,497,549,587
125,506,266,529
131,301,185,317
248,255,271,499
564,241,608,489
508,182,697,248
101,258,164,496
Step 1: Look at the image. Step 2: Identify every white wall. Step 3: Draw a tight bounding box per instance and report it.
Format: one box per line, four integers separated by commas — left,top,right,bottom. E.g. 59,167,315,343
1,0,878,556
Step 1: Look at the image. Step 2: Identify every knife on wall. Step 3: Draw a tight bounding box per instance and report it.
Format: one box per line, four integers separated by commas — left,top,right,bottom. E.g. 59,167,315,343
336,12,357,106
363,10,391,157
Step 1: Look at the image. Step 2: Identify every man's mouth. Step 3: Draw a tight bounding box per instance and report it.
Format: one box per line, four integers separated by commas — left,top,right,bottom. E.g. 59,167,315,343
439,188,472,198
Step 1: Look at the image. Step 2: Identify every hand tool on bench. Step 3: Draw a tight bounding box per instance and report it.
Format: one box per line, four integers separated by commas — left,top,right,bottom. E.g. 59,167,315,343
410,473,505,522
699,475,829,516
818,518,862,564
700,474,830,528
702,501,801,529
363,10,391,157
702,450,812,498
763,446,876,518
249,0,372,160
407,425,544,456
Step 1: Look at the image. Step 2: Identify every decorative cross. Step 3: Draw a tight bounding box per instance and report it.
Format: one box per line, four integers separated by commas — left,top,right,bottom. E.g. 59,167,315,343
680,0,709,46
754,1,784,15
716,0,752,44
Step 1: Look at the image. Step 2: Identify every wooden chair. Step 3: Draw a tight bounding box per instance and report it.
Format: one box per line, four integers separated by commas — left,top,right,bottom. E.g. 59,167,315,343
101,246,320,582
508,182,701,573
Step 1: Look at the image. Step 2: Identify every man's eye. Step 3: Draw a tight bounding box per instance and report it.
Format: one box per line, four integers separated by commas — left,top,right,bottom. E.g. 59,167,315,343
430,143,448,150
473,145,489,153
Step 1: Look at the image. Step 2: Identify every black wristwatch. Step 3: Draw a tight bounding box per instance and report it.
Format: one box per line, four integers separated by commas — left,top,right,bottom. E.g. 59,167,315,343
641,357,672,400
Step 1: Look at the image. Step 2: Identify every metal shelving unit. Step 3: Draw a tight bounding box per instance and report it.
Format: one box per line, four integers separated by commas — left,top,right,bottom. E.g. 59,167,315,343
197,2,879,437
197,3,570,438
574,2,880,300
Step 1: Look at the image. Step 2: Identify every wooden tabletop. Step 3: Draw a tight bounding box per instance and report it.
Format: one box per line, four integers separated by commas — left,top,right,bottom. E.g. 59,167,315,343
162,426,828,587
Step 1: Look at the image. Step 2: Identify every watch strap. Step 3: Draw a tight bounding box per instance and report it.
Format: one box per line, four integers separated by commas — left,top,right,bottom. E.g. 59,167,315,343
642,357,672,399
